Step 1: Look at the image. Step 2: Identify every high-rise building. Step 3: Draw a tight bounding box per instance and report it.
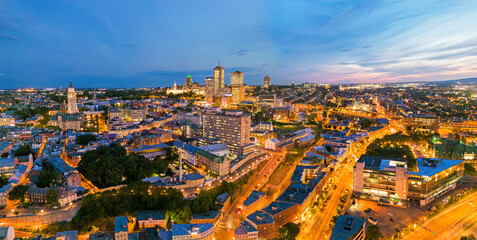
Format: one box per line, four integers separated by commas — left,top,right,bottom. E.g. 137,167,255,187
231,71,245,104
214,65,225,89
202,110,251,155
185,75,193,89
67,82,78,114
204,77,218,99
263,75,271,88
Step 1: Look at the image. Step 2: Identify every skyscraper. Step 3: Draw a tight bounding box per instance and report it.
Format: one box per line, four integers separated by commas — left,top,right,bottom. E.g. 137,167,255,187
263,75,271,88
67,82,78,114
213,65,225,89
231,71,245,104
185,75,193,88
204,77,218,99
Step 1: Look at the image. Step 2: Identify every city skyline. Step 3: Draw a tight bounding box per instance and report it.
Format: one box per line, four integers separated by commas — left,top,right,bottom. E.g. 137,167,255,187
1,1,477,89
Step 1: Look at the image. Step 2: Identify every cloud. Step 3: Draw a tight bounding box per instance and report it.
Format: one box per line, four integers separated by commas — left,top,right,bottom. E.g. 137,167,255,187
231,49,250,56
0,33,22,42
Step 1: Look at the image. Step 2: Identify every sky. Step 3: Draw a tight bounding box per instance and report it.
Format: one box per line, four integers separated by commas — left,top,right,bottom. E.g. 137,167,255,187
1,0,477,89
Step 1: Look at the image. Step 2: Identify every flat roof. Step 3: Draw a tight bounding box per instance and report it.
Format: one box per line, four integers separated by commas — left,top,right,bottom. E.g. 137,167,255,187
357,155,407,171
243,190,266,207
115,216,128,233
246,211,274,225
171,223,214,237
262,201,297,216
330,215,365,240
409,158,463,177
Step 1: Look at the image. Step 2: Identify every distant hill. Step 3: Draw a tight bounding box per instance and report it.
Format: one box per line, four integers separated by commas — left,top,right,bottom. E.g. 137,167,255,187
427,77,477,86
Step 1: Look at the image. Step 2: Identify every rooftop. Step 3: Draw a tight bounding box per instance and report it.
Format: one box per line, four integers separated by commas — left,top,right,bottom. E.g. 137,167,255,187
357,155,407,171
171,223,214,237
409,158,463,177
246,211,274,225
330,215,366,240
115,216,128,233
262,201,297,216
136,210,166,221
243,190,266,207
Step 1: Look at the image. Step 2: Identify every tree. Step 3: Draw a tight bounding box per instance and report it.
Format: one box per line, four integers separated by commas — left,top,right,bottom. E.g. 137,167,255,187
278,223,300,240
8,185,29,202
37,169,61,188
366,225,382,240
14,144,34,157
461,234,477,240
76,134,98,146
0,174,9,188
78,143,155,188
46,189,59,205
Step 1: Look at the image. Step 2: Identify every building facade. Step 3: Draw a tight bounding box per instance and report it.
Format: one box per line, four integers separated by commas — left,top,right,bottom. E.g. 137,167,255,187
353,155,408,206
67,82,78,114
214,65,225,90
263,75,271,88
204,77,218,99
201,110,251,156
231,71,245,104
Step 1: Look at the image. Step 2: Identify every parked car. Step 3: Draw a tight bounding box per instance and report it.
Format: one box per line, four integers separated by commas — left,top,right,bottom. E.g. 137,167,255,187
368,217,378,225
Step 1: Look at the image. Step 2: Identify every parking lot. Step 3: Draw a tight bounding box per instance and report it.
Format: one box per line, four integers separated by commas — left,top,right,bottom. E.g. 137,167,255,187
347,199,427,238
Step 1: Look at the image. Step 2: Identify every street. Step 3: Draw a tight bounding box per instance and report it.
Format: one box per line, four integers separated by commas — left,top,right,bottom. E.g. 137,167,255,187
215,150,285,240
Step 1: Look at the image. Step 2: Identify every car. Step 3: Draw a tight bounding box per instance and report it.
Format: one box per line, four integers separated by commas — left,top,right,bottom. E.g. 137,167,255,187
388,212,394,217
368,217,378,225
390,217,394,222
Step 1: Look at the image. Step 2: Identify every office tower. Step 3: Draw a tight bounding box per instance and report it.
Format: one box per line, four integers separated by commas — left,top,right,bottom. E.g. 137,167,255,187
185,75,193,88
263,75,271,88
204,77,218,99
231,71,245,104
214,65,225,89
202,110,251,155
67,82,78,114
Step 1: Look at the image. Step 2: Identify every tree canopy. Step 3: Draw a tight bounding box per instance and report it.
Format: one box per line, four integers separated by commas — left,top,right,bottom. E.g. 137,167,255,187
76,134,98,146
46,189,59,205
14,144,34,157
77,143,172,188
72,181,189,233
278,223,300,240
37,169,61,188
8,185,29,202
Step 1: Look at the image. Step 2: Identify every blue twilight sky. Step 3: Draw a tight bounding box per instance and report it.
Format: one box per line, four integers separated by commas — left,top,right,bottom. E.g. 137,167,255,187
1,0,477,89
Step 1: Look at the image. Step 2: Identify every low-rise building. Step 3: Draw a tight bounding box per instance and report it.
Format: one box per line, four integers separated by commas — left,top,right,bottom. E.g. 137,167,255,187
242,190,267,216
171,223,214,240
195,149,230,177
0,158,17,176
132,143,169,160
234,220,259,240
114,216,129,240
0,184,13,206
353,155,464,206
330,215,366,240
408,158,464,205
136,210,166,228
245,211,276,240
55,230,78,240
0,226,15,240
262,201,300,228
